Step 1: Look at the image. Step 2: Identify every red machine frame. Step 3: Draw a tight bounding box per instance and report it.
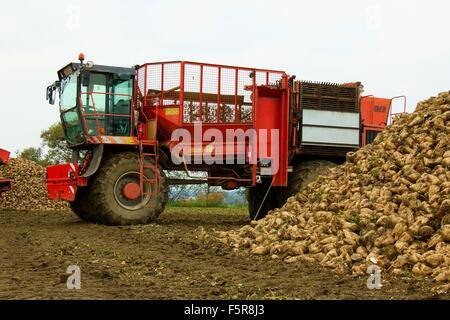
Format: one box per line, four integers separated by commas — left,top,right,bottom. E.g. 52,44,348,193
46,61,290,201
360,95,407,145
46,163,87,201
135,61,289,187
0,148,11,196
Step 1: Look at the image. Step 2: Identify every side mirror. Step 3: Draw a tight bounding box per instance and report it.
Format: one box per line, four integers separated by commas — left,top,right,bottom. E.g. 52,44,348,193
46,82,58,105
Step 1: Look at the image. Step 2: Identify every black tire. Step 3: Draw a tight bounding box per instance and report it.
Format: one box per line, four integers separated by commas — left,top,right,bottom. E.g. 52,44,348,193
247,182,279,220
69,186,96,222
88,152,169,226
277,160,336,205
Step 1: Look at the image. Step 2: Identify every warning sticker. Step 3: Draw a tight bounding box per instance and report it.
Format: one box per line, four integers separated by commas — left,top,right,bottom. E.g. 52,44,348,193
165,107,180,116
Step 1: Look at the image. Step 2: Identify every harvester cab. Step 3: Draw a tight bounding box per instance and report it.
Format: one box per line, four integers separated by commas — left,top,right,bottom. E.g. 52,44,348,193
46,53,136,147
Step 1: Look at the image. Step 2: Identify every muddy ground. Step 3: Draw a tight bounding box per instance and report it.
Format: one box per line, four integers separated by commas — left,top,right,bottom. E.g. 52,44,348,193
0,208,448,300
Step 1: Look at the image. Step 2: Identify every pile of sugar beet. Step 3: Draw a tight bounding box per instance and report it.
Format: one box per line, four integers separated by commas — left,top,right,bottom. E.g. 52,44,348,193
0,158,69,211
210,92,450,285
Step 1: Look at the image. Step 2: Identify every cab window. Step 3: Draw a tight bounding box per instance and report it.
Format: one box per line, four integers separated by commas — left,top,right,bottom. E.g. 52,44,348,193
80,72,132,136
59,73,84,145
111,76,132,136
60,73,77,111
81,73,107,135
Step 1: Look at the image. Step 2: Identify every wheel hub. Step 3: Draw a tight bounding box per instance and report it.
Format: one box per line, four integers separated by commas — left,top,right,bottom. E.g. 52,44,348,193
113,171,154,211
122,182,141,200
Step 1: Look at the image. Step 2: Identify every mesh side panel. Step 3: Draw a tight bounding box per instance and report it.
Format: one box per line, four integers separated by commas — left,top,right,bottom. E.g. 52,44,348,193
162,63,181,106
136,62,284,125
255,71,267,86
269,73,283,85
136,67,146,110
203,102,217,123
137,68,146,96
238,70,253,123
146,64,162,92
184,64,201,93
202,66,219,94
201,66,219,123
184,64,201,122
220,68,236,123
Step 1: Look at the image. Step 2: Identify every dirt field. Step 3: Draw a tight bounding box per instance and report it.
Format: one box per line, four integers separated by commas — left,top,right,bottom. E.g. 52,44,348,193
0,207,447,300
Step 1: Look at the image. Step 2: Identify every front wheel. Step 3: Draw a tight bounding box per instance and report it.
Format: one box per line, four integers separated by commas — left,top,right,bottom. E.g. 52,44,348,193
87,152,168,225
69,185,96,222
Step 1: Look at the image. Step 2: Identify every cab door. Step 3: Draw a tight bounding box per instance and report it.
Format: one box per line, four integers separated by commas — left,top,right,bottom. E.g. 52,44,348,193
80,72,133,137
80,72,108,136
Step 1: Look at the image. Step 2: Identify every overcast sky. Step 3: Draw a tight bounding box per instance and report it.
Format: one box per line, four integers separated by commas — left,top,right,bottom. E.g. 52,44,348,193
0,0,449,154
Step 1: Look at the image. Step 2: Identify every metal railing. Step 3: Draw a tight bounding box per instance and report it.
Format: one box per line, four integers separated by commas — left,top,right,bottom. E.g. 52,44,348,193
136,61,285,125
78,92,134,136
389,95,407,124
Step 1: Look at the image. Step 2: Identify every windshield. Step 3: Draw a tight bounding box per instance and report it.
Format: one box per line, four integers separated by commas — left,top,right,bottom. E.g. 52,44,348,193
60,73,77,111
59,73,85,145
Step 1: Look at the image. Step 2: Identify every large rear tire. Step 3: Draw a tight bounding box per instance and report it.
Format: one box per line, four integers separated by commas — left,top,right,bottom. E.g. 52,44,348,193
69,186,96,222
277,160,336,205
88,152,168,226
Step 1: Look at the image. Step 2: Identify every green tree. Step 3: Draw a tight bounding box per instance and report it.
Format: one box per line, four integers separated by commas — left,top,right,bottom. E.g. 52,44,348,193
40,123,72,165
18,147,46,165
18,123,71,166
